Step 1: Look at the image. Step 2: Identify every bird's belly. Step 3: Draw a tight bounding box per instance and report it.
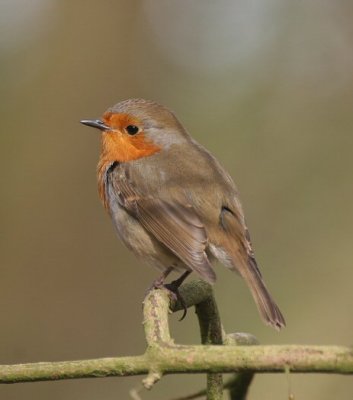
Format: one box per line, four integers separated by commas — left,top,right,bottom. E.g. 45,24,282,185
109,199,185,272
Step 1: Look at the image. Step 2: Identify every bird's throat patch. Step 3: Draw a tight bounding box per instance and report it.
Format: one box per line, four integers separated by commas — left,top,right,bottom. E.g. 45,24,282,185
100,130,161,163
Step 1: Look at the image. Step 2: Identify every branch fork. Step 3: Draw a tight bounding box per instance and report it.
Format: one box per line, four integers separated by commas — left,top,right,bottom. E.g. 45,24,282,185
0,280,352,400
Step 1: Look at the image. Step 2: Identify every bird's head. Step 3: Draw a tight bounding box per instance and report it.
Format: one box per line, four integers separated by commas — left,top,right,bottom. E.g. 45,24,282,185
81,99,189,163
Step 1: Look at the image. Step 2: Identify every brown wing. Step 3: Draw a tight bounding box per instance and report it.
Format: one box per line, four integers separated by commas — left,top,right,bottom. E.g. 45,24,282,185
111,173,216,284
220,207,285,329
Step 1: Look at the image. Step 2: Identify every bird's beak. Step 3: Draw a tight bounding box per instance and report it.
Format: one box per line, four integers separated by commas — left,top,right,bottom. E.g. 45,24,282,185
80,119,111,131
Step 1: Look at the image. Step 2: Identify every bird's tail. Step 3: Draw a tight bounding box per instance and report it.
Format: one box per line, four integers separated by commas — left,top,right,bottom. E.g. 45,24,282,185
241,257,286,330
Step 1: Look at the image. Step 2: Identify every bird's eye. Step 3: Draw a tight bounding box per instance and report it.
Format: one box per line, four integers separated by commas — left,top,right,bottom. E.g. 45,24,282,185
125,125,139,135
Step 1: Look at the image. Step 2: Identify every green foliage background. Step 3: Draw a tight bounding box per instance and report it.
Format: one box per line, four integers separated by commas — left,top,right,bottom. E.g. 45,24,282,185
1,1,352,399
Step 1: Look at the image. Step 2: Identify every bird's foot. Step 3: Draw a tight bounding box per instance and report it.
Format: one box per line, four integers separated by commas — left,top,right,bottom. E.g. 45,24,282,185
146,279,187,321
145,266,174,295
164,271,191,321
146,270,191,321
163,280,188,321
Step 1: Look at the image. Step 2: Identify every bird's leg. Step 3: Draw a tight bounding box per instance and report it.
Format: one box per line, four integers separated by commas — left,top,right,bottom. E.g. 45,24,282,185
146,266,174,294
164,270,191,321
167,270,191,288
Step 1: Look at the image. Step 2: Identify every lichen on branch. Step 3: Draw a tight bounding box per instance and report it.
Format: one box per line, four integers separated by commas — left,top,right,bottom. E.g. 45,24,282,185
0,279,351,392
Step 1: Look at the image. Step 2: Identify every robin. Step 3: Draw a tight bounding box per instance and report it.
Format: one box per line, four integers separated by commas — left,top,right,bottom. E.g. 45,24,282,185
81,99,285,329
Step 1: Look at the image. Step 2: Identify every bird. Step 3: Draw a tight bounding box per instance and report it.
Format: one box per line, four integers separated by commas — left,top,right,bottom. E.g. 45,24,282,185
81,98,285,330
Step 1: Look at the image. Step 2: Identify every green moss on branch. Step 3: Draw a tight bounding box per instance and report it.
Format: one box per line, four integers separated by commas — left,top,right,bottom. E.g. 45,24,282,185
0,281,351,387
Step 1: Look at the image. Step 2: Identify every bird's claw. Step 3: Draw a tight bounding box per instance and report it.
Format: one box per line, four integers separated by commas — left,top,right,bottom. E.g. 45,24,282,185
164,281,188,321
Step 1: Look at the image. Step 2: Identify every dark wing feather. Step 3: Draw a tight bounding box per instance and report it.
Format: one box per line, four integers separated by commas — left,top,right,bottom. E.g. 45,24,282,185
112,173,216,283
220,207,285,329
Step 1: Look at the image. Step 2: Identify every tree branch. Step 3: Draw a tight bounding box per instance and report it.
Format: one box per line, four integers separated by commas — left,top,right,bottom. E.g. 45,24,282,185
1,344,351,384
193,281,223,400
223,332,257,400
0,281,352,386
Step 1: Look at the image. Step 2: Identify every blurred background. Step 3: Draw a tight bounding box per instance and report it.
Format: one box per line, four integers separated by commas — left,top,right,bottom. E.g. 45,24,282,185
1,1,352,399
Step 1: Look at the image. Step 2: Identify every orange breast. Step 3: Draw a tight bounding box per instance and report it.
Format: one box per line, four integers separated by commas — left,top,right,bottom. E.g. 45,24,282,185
97,112,161,211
